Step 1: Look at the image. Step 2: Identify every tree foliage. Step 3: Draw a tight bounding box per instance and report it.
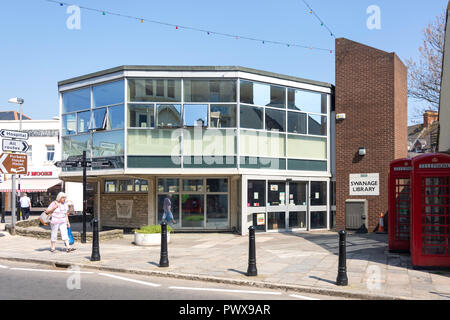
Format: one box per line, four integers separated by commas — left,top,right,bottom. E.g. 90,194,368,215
406,10,445,115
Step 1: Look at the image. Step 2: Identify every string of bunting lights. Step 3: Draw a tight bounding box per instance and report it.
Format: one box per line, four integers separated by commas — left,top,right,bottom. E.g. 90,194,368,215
301,0,336,38
45,0,334,54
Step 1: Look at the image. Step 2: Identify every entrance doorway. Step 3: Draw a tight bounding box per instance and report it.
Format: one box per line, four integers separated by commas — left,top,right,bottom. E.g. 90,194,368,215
345,200,367,229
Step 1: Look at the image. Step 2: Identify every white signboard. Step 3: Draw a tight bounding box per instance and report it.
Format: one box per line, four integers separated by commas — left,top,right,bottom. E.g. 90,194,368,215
349,173,379,196
2,139,29,153
0,129,29,140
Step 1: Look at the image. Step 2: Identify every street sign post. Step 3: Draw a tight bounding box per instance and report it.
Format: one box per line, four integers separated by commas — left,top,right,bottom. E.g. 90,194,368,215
0,153,28,175
0,129,29,140
2,139,29,153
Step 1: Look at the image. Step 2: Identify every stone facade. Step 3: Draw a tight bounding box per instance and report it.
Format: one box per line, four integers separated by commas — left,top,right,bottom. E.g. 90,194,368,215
100,193,149,229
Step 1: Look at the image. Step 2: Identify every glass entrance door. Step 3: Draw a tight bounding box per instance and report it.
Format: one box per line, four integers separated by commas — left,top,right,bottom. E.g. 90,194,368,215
287,181,308,230
310,181,328,230
267,181,287,231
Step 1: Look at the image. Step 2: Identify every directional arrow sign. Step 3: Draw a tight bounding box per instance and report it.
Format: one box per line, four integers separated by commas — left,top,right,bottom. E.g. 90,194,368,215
2,139,29,153
0,129,28,140
0,153,27,174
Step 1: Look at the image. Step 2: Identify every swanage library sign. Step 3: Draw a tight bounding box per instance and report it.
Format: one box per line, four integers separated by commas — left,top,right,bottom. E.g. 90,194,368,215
349,173,379,196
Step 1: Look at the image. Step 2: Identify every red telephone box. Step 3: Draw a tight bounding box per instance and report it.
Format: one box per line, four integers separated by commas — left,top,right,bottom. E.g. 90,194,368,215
388,158,412,252
411,153,450,268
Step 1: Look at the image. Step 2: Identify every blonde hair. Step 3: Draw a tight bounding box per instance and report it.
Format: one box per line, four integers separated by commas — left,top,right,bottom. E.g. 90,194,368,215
56,192,67,202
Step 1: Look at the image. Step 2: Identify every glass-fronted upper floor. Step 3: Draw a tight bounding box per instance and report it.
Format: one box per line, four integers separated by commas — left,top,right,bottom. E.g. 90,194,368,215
59,67,333,173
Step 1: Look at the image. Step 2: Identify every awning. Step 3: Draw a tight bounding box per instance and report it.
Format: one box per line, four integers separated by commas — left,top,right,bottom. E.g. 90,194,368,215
0,179,61,192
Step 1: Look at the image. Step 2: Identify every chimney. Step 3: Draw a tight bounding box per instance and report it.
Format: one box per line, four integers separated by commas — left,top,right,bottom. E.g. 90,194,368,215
423,110,439,127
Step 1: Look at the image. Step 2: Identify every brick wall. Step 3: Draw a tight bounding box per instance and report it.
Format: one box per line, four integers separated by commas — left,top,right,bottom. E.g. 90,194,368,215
100,193,148,229
335,38,407,231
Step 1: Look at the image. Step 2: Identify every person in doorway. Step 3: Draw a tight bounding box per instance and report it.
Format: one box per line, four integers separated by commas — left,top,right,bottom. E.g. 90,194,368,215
45,192,75,253
162,193,176,224
19,192,31,220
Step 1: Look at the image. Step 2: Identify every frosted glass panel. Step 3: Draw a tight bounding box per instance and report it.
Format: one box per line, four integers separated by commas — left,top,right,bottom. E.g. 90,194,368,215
183,129,236,156
127,129,181,155
239,130,285,157
287,135,327,159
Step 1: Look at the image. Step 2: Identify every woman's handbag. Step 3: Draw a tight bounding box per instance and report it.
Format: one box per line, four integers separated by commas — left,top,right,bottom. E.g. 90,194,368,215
39,211,51,226
67,227,74,245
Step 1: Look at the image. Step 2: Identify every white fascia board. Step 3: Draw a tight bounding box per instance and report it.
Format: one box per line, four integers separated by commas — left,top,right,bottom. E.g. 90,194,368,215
58,71,125,92
59,169,125,178
124,70,240,79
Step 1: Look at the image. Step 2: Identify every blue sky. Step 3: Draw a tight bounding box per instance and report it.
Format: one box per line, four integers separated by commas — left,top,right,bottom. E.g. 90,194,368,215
0,0,448,123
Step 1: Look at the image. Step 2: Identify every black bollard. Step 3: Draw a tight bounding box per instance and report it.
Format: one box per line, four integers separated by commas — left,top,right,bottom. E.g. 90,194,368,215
336,230,348,286
1,211,4,223
247,226,257,276
159,221,169,267
90,219,101,261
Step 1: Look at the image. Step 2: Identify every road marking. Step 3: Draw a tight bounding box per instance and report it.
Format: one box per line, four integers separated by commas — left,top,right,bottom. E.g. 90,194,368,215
169,286,282,296
10,267,93,274
98,273,161,287
289,294,320,300
0,265,8,269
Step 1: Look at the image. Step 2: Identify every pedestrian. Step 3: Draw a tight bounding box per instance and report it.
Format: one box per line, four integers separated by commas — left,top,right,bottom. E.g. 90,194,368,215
19,192,31,220
162,194,176,224
45,192,76,253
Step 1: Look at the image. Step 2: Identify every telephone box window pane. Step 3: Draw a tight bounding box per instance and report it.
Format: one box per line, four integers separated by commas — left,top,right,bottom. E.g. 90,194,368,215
248,180,265,207
240,105,263,129
156,104,182,128
157,178,180,193
93,80,124,107
308,115,327,136
63,87,91,113
184,104,208,127
128,104,155,128
265,109,286,132
267,182,286,206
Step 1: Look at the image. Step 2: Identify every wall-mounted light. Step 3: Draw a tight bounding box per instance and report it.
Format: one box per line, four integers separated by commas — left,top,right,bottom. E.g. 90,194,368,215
358,147,366,156
336,113,346,120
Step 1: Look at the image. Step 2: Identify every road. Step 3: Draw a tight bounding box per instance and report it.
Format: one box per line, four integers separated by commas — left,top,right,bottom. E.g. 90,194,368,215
0,260,347,300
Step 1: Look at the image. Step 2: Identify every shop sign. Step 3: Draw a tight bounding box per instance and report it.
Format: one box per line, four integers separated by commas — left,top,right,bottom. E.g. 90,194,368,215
257,213,265,226
349,173,379,196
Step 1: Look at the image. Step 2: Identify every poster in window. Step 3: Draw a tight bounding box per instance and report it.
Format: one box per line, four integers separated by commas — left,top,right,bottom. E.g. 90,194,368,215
270,184,278,191
257,213,265,226
254,192,259,200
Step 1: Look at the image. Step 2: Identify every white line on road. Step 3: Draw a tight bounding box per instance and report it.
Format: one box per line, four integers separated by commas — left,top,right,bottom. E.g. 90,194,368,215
98,273,161,287
0,265,8,269
10,267,94,274
169,286,282,296
289,294,320,300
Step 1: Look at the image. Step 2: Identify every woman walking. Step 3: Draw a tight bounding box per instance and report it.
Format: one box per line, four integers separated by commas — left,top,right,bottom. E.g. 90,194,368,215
45,192,76,253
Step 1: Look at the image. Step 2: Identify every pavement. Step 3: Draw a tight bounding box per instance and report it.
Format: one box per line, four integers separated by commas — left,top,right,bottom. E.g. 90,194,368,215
1,218,450,300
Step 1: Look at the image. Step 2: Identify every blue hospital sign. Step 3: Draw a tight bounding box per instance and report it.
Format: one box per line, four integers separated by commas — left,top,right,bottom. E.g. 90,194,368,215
349,173,380,196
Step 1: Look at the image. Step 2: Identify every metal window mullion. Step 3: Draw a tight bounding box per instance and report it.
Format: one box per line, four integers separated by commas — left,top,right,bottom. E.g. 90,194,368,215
124,78,128,170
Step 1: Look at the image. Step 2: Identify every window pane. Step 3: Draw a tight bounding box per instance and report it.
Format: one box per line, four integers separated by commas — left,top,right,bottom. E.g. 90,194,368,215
183,179,203,192
248,180,265,207
63,87,90,113
206,194,228,228
268,182,286,206
108,105,124,129
128,79,181,102
311,181,327,206
206,179,228,192
287,135,327,159
92,130,124,157
62,134,91,160
90,108,107,130
157,104,182,128
157,194,180,226
62,114,76,135
128,104,154,128
240,80,285,108
182,195,204,227
119,180,133,192
311,211,327,229
158,178,179,193
288,88,326,113
308,115,327,136
268,212,285,230
105,180,116,192
93,80,124,107
265,109,286,132
209,105,236,128
77,111,90,133
183,104,208,127
240,105,263,129
288,112,307,134
127,129,181,156
289,211,306,228
289,182,307,206
184,80,236,102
